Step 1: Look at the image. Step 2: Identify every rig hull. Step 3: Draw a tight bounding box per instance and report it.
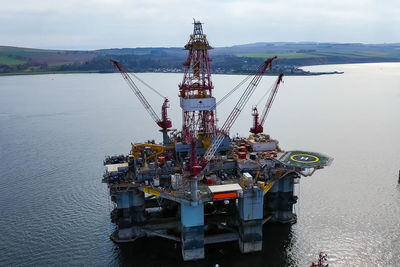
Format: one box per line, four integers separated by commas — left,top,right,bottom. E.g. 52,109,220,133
103,135,331,260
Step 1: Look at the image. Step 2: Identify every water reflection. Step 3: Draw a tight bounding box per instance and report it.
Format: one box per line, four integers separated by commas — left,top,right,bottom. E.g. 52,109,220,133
112,223,295,266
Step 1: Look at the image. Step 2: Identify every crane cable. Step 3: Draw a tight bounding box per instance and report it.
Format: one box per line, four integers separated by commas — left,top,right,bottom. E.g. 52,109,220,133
133,66,258,106
214,59,275,108
185,72,254,134
194,62,276,134
256,83,274,107
130,72,166,99
214,73,253,108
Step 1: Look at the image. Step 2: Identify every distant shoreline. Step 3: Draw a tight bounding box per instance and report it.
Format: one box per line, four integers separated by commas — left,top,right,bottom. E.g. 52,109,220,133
3,62,400,77
1,43,400,77
0,69,345,77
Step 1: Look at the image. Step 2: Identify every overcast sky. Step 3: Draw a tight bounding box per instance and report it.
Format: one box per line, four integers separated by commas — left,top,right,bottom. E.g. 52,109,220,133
1,0,399,50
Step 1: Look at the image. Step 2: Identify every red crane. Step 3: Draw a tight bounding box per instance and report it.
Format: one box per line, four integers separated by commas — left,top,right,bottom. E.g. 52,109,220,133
159,99,172,130
201,56,277,167
111,60,172,143
250,73,284,134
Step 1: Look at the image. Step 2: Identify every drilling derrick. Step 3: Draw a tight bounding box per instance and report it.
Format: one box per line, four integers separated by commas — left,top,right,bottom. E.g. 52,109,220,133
179,21,216,152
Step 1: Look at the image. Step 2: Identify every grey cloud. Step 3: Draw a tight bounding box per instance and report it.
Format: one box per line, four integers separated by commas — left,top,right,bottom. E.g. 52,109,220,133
0,0,399,49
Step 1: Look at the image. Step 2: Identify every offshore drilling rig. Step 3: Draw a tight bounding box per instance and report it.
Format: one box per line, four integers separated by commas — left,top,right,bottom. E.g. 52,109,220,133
103,21,333,261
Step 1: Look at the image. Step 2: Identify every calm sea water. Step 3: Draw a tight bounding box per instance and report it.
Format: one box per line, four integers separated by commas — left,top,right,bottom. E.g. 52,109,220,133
0,63,399,266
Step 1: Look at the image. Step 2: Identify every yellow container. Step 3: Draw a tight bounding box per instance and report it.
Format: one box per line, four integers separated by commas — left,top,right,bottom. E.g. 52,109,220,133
259,181,265,190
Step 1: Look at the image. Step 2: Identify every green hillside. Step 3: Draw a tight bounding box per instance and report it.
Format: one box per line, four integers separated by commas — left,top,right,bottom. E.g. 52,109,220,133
1,43,400,75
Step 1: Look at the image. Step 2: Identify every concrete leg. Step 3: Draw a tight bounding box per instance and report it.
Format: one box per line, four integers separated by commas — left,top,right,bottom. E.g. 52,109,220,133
130,189,145,225
238,219,263,253
237,189,264,253
264,174,297,223
113,189,145,240
180,203,204,261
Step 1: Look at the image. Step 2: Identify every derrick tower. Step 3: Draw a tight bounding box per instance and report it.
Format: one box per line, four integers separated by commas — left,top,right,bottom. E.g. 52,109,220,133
179,21,216,148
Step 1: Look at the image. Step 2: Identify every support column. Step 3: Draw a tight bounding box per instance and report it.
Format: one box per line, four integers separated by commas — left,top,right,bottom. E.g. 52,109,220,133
237,189,263,253
130,189,146,237
180,202,204,260
264,174,297,223
114,189,145,240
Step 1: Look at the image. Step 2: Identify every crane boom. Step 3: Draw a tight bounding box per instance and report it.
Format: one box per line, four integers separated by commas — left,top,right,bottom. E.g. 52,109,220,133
202,56,277,165
111,60,161,124
260,74,284,126
250,74,284,134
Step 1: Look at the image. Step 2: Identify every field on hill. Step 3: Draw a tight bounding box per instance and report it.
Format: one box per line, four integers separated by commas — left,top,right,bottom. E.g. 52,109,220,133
1,43,400,75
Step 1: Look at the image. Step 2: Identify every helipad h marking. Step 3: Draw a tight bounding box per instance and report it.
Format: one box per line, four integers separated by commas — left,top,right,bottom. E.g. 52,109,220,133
290,154,320,163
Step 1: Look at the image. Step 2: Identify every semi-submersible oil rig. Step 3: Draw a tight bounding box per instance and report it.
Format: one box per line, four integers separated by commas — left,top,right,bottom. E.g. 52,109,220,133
103,21,333,261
